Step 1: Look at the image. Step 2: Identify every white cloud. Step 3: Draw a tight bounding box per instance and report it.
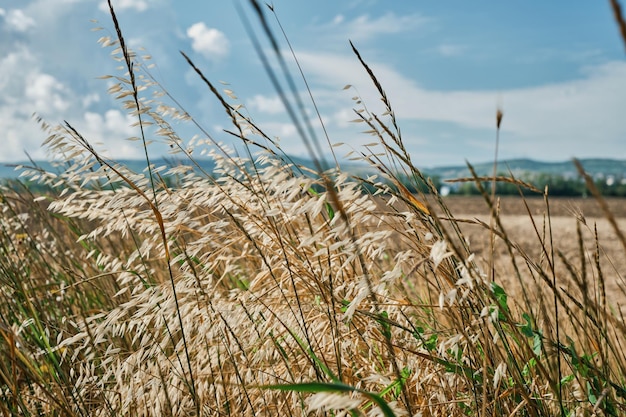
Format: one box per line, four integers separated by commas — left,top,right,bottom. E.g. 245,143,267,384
319,12,430,42
186,22,229,60
285,50,626,162
25,73,70,114
246,94,284,114
98,0,149,13
0,0,186,163
252,122,298,144
0,48,72,117
83,110,136,137
0,47,68,161
3,9,36,32
72,110,143,159
436,44,466,57
0,46,143,162
82,93,101,108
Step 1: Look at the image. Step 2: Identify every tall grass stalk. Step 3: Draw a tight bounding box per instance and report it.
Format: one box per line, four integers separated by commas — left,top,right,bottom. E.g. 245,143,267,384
0,1,625,416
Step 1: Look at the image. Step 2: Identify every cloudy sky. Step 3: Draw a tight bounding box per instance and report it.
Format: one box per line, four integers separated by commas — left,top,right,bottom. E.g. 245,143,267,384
1,0,625,168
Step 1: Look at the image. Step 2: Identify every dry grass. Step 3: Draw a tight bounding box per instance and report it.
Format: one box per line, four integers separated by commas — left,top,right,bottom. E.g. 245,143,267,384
1,1,625,416
610,0,626,51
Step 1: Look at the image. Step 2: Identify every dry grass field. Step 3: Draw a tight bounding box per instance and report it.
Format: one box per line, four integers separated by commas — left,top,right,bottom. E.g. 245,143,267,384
435,196,626,315
438,195,626,218
1,2,626,416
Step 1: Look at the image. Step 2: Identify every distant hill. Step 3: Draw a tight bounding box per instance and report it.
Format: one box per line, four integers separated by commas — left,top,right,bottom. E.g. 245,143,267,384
1,157,625,181
0,158,217,180
422,158,626,180
0,155,373,180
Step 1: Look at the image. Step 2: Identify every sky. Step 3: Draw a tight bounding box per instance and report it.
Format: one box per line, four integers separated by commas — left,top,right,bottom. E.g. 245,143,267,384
1,0,625,169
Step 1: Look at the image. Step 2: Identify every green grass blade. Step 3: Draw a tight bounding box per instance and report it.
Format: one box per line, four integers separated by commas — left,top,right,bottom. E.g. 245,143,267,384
261,381,398,417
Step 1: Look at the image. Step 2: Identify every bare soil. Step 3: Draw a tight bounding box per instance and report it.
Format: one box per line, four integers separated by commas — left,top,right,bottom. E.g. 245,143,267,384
435,195,626,218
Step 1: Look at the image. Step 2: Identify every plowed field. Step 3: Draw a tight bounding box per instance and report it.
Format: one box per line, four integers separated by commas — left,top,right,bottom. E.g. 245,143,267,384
431,196,626,313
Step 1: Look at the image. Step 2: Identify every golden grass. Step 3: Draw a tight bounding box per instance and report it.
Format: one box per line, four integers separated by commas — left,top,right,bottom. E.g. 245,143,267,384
0,1,625,416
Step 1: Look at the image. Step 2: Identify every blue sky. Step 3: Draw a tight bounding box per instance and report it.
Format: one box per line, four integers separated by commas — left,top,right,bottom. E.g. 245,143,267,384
1,0,625,168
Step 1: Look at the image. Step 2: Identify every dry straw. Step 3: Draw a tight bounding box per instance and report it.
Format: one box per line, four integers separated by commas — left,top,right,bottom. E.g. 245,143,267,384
0,1,625,416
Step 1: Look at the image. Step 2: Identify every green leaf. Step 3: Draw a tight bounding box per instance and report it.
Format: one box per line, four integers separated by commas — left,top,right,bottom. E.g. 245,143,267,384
425,334,438,351
523,357,537,378
260,382,398,417
587,381,598,405
263,381,353,393
532,332,542,356
306,186,335,220
290,332,338,382
560,374,575,385
519,313,534,338
377,311,392,339
490,282,509,314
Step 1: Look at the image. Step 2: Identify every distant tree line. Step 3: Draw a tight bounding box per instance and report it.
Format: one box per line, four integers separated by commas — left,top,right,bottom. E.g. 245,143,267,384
361,172,626,198
5,171,626,198
444,172,626,197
